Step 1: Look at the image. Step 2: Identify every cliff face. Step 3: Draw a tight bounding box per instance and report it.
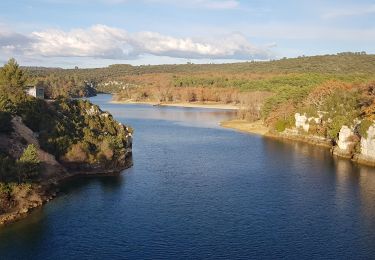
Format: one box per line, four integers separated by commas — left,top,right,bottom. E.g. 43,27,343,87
0,100,133,226
356,125,375,165
360,126,375,158
277,113,375,166
274,113,332,148
332,126,358,159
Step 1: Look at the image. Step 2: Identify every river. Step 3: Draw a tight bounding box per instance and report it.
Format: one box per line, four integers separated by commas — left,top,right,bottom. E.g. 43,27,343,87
2,94,375,259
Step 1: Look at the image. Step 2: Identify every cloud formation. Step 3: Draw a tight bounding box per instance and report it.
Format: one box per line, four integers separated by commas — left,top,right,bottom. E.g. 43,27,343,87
0,24,271,60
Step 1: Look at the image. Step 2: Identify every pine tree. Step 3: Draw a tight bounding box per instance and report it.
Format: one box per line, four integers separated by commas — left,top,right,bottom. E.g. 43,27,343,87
0,58,27,89
17,144,40,181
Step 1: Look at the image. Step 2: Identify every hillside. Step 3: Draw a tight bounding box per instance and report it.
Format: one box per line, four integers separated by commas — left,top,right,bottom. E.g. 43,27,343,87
26,53,375,77
0,60,133,225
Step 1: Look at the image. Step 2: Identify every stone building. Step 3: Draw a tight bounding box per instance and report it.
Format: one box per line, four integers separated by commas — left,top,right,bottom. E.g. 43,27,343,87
26,86,45,99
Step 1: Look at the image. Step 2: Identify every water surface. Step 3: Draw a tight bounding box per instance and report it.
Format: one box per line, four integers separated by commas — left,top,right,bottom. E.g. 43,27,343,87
2,94,375,259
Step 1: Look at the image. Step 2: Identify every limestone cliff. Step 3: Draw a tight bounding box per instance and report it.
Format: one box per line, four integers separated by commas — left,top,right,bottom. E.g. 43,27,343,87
332,125,358,159
355,124,375,166
276,112,375,166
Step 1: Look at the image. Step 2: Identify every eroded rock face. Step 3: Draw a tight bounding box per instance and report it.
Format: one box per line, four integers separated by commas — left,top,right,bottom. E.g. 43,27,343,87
295,113,310,132
361,124,375,159
337,126,355,150
294,113,323,133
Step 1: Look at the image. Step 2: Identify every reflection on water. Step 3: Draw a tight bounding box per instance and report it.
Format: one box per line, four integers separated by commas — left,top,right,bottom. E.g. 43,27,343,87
104,105,236,129
2,94,375,259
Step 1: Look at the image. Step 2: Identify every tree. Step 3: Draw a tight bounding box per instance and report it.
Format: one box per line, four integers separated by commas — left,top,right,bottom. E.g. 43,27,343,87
0,58,27,89
17,144,40,181
0,111,13,134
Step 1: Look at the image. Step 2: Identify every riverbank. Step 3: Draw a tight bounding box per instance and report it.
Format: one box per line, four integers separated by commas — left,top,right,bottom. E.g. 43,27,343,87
0,161,133,227
111,100,240,110
220,119,375,166
220,120,269,136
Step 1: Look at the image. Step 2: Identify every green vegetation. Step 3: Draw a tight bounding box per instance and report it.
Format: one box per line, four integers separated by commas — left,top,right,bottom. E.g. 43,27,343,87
15,53,375,98
2,53,375,150
359,119,373,138
0,153,17,182
0,111,13,134
0,59,133,218
17,53,375,140
18,144,40,181
0,58,132,184
38,98,131,165
274,117,295,133
0,145,40,183
0,58,27,89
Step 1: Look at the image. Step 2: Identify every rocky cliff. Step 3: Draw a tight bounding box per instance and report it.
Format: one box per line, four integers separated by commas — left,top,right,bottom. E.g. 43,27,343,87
0,101,133,226
277,112,375,166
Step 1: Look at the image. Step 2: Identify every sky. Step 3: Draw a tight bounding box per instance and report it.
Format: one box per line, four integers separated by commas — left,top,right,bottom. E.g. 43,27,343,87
0,0,374,68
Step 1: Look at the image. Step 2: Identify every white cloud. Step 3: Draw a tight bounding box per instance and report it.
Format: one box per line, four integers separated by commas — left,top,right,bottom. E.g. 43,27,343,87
0,24,271,60
30,25,131,58
130,31,269,59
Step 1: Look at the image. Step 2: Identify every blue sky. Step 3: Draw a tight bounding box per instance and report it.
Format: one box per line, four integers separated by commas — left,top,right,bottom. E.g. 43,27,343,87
0,0,374,67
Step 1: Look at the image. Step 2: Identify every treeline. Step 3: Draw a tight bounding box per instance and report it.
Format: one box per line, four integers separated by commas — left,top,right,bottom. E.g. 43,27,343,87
16,53,375,99
25,53,375,78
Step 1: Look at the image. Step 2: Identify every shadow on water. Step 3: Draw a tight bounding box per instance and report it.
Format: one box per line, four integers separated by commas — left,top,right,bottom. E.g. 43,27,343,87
0,173,128,251
58,173,126,194
263,137,375,204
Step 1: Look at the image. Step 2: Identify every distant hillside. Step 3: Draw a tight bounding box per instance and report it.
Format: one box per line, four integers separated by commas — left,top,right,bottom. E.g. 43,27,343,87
25,53,375,80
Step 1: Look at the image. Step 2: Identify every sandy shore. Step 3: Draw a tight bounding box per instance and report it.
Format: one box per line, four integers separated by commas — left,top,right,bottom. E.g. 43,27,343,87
220,120,269,136
110,100,240,110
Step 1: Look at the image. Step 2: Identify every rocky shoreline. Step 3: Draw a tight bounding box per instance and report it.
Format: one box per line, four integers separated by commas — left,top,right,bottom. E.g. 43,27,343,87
0,160,133,227
221,118,375,167
0,107,133,227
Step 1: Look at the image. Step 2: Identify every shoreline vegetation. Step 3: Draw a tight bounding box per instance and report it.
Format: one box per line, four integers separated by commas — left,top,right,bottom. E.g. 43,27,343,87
220,120,269,135
220,119,375,167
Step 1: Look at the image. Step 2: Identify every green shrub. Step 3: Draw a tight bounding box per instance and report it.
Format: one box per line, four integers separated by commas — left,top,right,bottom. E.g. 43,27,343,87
327,116,349,139
0,111,13,134
0,153,17,182
17,144,40,180
275,119,288,132
358,119,373,138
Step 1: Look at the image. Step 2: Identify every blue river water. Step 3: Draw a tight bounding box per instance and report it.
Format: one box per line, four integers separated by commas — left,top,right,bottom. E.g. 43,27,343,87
2,94,375,259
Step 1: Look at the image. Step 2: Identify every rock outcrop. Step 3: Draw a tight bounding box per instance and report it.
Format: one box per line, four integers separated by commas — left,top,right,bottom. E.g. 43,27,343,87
354,124,375,166
333,125,358,159
294,113,322,133
295,113,310,132
0,113,133,227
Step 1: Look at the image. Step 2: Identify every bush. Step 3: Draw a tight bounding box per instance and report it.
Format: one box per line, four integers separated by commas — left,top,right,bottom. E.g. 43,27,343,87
0,153,17,182
0,111,13,134
275,119,290,132
18,144,40,180
358,119,373,138
327,116,348,139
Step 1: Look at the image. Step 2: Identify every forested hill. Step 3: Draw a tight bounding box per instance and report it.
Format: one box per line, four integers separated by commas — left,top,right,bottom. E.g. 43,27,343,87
25,53,375,79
